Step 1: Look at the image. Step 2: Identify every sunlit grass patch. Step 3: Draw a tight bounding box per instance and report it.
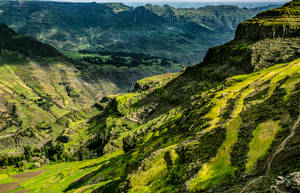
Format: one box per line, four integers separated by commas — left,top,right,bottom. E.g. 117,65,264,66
128,148,170,193
188,116,241,191
116,92,141,116
245,120,281,173
3,150,124,193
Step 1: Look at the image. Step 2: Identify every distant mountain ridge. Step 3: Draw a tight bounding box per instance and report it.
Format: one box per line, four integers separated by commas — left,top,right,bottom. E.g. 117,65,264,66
0,1,280,64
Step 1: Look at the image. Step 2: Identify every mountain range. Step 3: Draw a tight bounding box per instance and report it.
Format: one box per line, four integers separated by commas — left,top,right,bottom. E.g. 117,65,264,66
0,1,279,64
0,0,299,193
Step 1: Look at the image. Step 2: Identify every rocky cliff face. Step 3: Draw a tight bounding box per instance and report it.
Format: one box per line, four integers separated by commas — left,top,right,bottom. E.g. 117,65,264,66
197,0,300,76
235,0,300,41
271,172,300,193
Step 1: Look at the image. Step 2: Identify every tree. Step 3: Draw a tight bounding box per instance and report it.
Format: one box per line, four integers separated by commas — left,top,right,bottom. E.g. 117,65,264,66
17,161,25,172
24,146,32,160
55,142,65,161
78,147,90,161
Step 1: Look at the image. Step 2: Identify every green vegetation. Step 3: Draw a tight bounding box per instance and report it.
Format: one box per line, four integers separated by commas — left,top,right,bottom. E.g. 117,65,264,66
1,55,299,192
64,50,183,92
0,1,276,64
128,149,168,193
236,0,300,41
245,120,281,173
1,1,300,193
0,150,123,193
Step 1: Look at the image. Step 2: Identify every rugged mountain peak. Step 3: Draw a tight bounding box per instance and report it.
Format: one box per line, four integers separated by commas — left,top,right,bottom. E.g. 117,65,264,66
131,6,160,23
235,0,300,41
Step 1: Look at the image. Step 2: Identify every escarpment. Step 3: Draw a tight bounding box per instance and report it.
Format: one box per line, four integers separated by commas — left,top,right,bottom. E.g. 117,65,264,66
198,0,300,75
235,0,300,41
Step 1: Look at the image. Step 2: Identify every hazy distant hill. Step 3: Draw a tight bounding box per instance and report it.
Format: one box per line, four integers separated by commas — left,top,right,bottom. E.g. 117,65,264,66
0,1,279,64
127,1,286,8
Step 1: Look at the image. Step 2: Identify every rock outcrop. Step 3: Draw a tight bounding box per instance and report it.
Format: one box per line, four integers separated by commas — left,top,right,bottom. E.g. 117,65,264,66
271,172,300,193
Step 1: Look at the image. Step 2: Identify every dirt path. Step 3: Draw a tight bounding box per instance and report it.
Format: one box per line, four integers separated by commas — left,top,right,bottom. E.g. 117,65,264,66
264,115,300,175
0,170,43,192
13,171,43,179
240,115,300,193
0,183,20,192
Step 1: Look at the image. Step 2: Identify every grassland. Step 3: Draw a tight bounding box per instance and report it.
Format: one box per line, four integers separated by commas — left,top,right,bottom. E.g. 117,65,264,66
187,59,300,191
0,55,299,192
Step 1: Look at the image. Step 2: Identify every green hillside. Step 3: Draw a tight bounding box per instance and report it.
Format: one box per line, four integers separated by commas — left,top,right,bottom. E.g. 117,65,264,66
0,1,278,64
0,23,183,157
1,53,299,193
0,23,121,156
0,1,300,193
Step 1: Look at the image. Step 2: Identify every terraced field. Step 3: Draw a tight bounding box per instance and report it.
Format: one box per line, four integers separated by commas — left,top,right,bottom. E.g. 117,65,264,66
0,50,126,157
0,57,299,192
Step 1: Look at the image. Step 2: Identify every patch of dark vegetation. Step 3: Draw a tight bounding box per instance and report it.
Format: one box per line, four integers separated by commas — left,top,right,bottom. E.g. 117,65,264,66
0,101,21,131
80,50,179,68
270,128,300,176
32,96,52,111
0,154,25,168
56,135,70,143
244,85,269,102
92,178,122,193
122,134,137,153
86,134,109,157
222,98,235,120
42,140,68,161
0,23,61,58
286,84,300,120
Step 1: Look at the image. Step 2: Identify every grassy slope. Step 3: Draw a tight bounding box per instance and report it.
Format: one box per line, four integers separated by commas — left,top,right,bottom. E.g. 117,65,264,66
1,57,299,192
0,25,121,155
0,50,110,154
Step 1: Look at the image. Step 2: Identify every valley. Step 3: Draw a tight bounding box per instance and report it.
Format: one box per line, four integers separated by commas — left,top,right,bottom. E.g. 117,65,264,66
0,0,299,193
0,1,279,64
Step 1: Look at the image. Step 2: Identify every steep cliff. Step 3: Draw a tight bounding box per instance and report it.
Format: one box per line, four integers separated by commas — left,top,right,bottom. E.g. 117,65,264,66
235,0,300,40
197,0,300,76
